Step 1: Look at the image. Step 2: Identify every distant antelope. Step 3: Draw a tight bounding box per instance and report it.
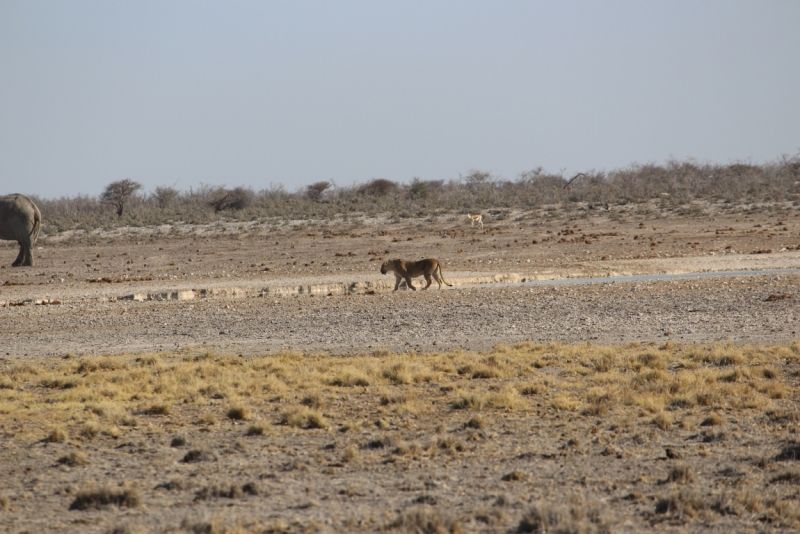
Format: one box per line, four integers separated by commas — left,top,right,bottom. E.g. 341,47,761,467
467,213,483,229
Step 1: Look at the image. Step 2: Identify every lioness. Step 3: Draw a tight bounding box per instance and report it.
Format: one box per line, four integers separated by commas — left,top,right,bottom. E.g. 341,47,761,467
380,258,453,291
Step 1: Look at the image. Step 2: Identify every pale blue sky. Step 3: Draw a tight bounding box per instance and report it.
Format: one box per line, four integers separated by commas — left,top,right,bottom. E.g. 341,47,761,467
1,1,798,199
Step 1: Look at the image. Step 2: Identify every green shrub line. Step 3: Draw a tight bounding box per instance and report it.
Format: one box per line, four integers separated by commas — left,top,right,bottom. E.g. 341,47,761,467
23,158,800,234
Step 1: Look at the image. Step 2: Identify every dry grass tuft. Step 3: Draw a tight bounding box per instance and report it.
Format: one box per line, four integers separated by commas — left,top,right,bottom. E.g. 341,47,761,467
140,403,170,416
280,406,329,429
45,427,68,443
181,449,217,463
69,486,141,510
518,495,607,533
386,505,461,533
226,405,250,420
57,451,89,467
664,462,695,484
245,421,270,436
342,445,359,463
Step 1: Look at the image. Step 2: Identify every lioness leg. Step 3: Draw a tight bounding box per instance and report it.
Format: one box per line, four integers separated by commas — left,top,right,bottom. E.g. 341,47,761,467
404,275,416,291
393,275,403,291
422,273,433,289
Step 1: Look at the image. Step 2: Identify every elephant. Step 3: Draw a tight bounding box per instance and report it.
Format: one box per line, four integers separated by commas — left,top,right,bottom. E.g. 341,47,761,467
0,194,42,267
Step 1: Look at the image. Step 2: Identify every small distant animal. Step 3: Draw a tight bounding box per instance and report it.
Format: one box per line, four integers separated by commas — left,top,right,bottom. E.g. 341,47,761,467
0,194,42,267
467,213,483,229
380,258,453,291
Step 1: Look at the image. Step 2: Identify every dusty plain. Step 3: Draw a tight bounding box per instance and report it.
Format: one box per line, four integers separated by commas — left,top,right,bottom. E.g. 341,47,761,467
1,201,800,533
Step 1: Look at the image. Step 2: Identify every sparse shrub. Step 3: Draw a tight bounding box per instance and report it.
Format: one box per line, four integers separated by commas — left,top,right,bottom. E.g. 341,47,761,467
359,178,397,196
170,436,186,447
306,181,330,201
208,187,253,212
100,179,142,218
152,186,179,208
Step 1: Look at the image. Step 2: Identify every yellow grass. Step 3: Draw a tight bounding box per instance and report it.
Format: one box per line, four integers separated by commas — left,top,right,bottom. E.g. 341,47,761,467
1,341,798,444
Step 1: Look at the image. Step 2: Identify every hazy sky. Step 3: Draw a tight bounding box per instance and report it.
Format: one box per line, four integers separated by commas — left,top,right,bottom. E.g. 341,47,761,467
1,1,799,199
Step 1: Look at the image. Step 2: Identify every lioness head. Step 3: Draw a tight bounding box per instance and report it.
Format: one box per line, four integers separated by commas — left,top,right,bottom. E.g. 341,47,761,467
380,259,392,275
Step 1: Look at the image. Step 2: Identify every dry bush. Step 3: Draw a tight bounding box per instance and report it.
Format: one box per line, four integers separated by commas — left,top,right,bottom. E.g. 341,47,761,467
208,187,253,212
29,156,799,232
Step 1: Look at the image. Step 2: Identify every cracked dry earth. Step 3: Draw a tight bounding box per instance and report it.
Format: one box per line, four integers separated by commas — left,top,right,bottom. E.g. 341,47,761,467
1,202,800,533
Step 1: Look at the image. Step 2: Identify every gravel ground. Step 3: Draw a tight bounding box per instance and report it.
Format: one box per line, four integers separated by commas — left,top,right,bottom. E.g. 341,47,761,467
1,203,799,358
1,272,799,359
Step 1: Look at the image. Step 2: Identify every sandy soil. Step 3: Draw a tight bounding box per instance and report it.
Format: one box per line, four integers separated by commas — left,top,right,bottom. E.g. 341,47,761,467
1,202,799,533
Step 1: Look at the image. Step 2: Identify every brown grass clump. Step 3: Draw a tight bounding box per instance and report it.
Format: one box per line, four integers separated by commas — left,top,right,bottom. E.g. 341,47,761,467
57,451,89,467
386,505,461,533
655,489,706,518
245,421,270,436
280,406,329,429
69,486,141,510
652,411,673,431
518,495,607,533
342,445,359,463
664,462,695,484
181,449,217,463
45,427,68,443
140,403,170,416
226,405,250,420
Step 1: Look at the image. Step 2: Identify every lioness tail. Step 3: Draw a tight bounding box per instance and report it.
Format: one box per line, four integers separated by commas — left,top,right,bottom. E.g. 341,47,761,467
437,264,453,287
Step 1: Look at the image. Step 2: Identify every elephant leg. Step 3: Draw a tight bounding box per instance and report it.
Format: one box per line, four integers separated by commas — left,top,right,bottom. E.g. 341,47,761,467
23,244,34,266
12,243,25,267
